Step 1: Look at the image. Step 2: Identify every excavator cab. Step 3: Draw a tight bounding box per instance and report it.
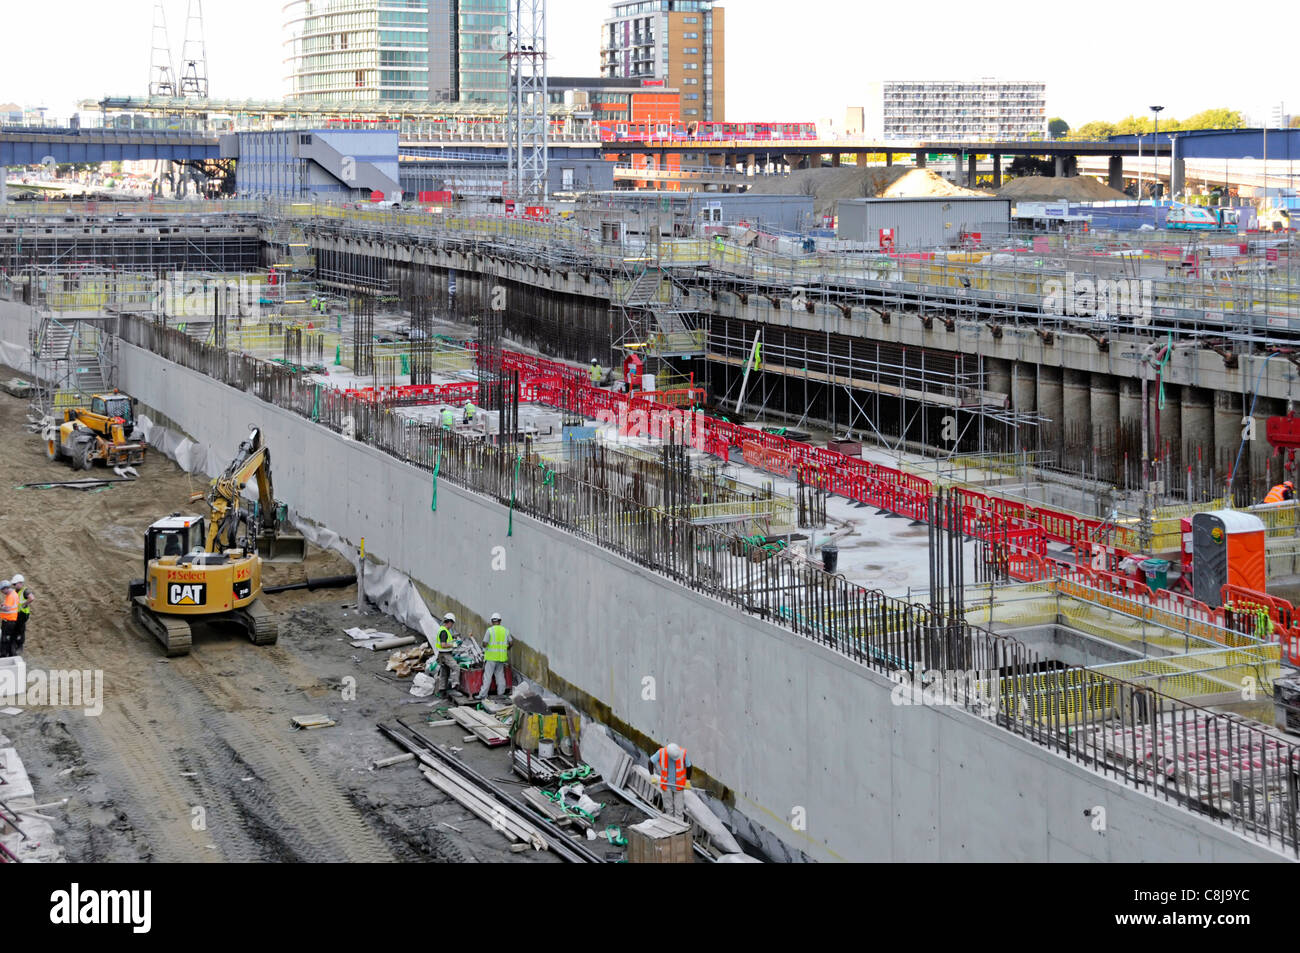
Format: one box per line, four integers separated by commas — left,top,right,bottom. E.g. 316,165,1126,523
131,515,207,592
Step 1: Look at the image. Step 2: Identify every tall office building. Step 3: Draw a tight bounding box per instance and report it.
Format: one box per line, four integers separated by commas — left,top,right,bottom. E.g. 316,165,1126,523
284,0,508,104
600,1,725,122
856,80,1046,140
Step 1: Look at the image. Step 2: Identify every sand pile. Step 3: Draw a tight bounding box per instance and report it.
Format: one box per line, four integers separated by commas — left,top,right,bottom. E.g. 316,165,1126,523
998,175,1128,202
747,165,989,218
881,168,988,199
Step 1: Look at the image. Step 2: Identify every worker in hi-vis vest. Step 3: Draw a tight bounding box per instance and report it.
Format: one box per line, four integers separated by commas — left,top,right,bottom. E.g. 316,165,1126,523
441,406,455,430
0,580,19,659
11,574,31,655
476,612,512,699
649,742,691,820
463,401,477,424
1264,480,1295,504
589,359,603,385
428,612,460,694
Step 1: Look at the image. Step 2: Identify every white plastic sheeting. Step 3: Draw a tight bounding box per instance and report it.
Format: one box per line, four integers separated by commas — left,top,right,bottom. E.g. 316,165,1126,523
136,415,214,477
0,339,30,375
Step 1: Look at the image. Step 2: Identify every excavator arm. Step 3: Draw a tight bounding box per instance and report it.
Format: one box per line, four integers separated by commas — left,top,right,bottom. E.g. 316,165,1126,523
200,427,303,559
204,428,278,554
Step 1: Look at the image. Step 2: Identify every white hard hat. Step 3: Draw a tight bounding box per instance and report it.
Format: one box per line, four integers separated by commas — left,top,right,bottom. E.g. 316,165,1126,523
10,574,22,585
0,580,10,589
666,743,683,760
591,358,598,364
490,612,502,623
443,612,456,624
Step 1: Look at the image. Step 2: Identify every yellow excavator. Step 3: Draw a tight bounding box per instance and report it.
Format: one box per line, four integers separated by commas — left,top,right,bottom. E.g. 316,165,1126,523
45,391,147,470
127,426,306,656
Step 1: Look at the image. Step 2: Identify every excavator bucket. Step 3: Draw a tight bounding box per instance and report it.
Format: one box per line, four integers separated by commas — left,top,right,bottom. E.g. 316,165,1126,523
259,529,307,563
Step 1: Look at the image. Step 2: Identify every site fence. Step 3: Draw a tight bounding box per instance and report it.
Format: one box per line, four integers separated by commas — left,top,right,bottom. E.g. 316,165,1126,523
115,310,1300,855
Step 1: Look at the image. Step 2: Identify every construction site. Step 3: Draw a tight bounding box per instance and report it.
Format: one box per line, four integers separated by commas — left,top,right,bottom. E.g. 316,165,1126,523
0,189,1295,865
3,0,1300,871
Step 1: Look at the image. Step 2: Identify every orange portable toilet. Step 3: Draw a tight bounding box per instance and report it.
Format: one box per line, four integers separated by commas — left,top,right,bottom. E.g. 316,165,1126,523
1191,510,1266,607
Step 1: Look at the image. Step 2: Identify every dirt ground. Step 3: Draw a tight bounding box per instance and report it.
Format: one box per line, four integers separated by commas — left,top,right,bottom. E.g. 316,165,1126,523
0,384,563,864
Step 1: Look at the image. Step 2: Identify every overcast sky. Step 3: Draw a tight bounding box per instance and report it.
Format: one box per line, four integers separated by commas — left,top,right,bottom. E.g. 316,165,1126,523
4,0,1297,126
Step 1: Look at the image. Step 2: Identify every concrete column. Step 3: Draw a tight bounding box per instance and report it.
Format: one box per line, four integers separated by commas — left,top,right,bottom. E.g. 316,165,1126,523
1181,387,1214,477
967,153,977,188
856,153,871,167
992,154,1002,189
1157,382,1183,469
1054,155,1065,177
1119,377,1143,432
1062,368,1092,455
1108,155,1124,192
1171,156,1186,199
1038,365,1064,456
832,153,842,168
1250,396,1282,493
1011,362,1037,416
915,151,926,168
985,357,1012,404
884,153,893,167
1213,391,1242,484
809,154,823,169
1090,373,1119,448
954,153,964,181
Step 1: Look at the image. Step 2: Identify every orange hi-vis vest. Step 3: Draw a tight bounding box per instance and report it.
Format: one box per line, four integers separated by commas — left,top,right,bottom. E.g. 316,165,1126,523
657,747,687,792
1265,484,1291,504
0,590,17,622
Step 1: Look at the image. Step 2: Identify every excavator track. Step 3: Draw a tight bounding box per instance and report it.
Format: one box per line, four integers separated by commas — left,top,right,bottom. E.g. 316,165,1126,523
132,596,193,657
236,600,279,646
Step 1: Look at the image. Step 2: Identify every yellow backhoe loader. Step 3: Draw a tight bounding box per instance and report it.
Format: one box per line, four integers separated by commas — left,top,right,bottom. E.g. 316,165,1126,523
127,426,306,656
44,391,147,470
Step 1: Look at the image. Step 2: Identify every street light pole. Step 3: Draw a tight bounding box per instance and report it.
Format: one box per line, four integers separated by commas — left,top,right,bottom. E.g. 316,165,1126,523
1149,105,1165,204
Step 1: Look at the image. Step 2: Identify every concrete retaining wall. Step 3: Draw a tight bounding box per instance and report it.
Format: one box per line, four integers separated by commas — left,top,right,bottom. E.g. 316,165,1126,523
0,301,1285,861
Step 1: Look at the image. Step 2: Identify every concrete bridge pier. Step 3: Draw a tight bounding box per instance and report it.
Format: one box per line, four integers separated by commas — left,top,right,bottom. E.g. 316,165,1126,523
915,151,926,169
992,154,1002,188
967,153,977,188
1108,155,1124,192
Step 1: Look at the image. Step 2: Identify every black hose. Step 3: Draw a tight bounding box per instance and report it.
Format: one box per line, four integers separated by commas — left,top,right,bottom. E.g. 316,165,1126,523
262,573,357,595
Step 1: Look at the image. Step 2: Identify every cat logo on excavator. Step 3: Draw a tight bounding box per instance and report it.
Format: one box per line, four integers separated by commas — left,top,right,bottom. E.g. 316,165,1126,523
168,583,207,606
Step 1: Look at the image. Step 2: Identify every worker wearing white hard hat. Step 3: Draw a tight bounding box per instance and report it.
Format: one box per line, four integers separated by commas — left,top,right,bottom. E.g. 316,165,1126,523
428,611,461,695
9,574,31,656
649,741,692,820
477,612,512,700
589,359,603,385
